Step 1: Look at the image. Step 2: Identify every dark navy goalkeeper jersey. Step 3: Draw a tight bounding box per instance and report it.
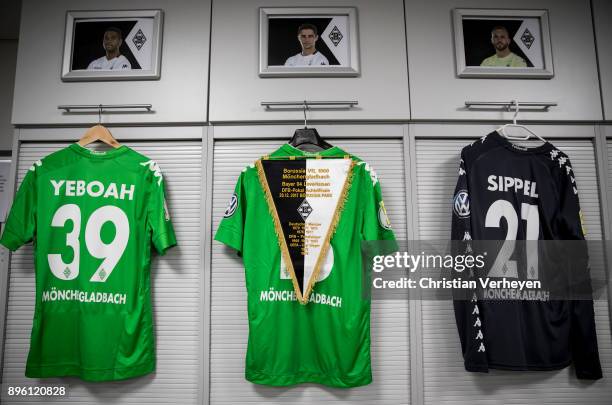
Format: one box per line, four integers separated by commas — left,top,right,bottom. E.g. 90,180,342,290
451,131,602,380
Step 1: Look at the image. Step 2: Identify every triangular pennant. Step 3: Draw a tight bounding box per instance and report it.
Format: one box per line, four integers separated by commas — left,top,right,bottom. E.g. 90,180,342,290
256,157,354,304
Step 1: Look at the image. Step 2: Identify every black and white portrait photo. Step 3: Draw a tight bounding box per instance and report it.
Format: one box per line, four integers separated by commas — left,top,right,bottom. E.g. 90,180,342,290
453,9,553,78
259,8,359,77
62,10,163,81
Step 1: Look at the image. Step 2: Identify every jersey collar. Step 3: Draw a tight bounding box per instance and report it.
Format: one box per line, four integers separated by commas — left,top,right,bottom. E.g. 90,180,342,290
489,131,554,155
69,143,129,159
278,143,345,158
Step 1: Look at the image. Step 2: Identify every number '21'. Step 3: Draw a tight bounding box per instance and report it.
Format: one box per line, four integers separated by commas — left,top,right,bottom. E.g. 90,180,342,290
48,204,129,282
485,199,540,279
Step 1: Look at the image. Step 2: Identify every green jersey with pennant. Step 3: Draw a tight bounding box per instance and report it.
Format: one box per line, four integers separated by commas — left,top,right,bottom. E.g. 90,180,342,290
214,144,395,388
0,144,177,381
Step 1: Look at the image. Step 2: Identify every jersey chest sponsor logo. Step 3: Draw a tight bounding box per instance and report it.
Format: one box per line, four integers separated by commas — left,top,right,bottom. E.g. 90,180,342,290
453,189,470,218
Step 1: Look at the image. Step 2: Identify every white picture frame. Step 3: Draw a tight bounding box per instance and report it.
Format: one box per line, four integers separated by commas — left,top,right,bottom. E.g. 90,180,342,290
259,7,360,77
61,10,163,81
453,9,554,79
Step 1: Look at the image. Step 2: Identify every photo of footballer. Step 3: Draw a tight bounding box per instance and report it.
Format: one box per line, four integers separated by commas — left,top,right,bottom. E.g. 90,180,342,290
86,26,132,71
259,8,360,77
453,9,554,78
61,10,163,81
463,20,534,68
268,18,341,67
284,23,330,67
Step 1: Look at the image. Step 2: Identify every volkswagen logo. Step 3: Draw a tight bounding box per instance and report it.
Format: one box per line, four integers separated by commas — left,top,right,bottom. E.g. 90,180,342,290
453,190,470,218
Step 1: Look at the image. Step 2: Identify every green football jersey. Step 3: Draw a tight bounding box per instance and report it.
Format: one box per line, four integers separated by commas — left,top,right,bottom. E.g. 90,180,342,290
0,144,176,381
214,144,395,388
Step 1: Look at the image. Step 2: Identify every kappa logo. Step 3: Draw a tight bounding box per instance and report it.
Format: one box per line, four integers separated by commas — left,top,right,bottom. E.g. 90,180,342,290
29,160,42,172
224,193,238,218
357,161,379,186
453,190,470,218
140,160,163,186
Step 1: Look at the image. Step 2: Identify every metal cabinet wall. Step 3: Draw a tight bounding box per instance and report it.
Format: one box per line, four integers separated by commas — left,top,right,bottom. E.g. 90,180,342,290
209,0,410,122
405,0,601,121
11,0,211,125
593,0,612,121
2,0,612,405
0,41,17,150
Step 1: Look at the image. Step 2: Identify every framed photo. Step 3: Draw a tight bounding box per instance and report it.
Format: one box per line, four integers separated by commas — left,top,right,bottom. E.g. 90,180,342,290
453,9,553,78
61,10,163,81
259,7,359,77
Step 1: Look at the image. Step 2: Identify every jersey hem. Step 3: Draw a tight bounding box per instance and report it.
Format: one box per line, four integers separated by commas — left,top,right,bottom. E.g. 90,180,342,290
25,360,155,382
246,369,372,388
466,359,573,373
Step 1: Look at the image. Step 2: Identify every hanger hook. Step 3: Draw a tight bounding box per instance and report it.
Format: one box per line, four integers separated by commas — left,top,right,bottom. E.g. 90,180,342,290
98,104,102,125
303,100,308,128
512,100,519,125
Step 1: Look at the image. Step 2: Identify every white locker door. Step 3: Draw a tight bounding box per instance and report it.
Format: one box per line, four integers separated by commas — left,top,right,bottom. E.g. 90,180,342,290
608,138,612,232
1,141,202,405
211,139,410,404
415,138,612,404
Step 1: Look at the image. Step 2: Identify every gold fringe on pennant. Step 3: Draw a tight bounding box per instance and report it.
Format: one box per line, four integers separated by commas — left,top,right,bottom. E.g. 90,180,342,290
255,157,356,305
255,159,306,304
302,159,355,302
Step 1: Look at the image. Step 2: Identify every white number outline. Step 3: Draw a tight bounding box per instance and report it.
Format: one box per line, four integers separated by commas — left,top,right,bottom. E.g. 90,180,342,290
485,200,540,279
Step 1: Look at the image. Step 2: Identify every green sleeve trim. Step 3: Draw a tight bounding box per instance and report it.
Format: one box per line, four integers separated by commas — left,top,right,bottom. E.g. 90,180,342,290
0,229,25,251
214,224,242,254
153,232,177,256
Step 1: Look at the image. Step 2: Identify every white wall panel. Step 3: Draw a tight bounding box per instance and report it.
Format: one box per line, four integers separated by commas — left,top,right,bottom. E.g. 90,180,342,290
211,136,410,404
0,40,17,150
406,0,602,121
209,0,410,122
607,128,612,238
12,0,210,125
593,0,612,120
1,141,202,405
415,131,612,404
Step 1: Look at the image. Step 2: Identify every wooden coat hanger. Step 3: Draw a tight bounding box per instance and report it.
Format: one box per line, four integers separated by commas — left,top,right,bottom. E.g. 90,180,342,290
78,105,121,148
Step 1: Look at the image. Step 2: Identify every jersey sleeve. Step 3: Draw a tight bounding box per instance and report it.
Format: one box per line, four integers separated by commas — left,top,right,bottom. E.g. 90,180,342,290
0,166,37,251
147,166,177,255
214,172,246,254
361,163,395,242
451,151,489,373
557,157,602,379
451,152,472,241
